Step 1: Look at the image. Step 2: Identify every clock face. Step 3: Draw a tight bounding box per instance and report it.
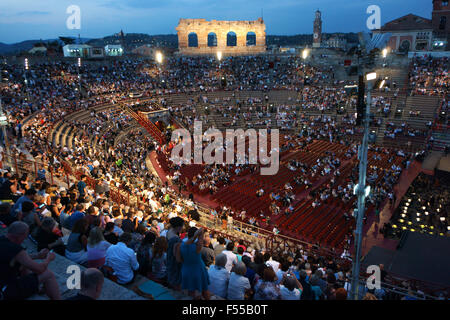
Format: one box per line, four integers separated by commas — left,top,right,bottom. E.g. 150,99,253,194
314,33,318,39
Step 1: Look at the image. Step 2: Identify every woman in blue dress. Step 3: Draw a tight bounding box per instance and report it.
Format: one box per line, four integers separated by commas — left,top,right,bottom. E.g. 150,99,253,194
176,227,211,300
166,217,184,290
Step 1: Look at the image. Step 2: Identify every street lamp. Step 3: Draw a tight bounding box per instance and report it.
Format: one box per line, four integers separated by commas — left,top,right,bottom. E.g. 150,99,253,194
216,51,222,62
366,71,377,81
155,51,164,87
382,48,388,58
302,48,309,60
155,51,163,64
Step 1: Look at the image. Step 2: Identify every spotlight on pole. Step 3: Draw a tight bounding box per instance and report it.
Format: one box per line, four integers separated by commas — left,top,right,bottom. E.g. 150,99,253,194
302,48,309,60
156,51,163,64
24,58,29,70
78,57,81,67
382,48,388,58
366,72,377,81
216,51,222,62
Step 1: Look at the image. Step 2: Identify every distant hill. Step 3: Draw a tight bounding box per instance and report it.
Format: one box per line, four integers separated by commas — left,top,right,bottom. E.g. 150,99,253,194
0,32,359,54
0,38,91,54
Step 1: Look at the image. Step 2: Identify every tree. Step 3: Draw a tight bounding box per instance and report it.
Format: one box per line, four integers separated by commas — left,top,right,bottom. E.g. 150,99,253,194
59,37,75,45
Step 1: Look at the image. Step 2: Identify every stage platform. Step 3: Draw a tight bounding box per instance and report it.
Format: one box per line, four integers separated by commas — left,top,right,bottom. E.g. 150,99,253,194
362,231,450,289
422,151,444,172
437,154,450,173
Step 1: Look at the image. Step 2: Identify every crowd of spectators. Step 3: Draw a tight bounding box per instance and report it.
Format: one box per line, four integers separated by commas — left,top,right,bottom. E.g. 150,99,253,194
409,56,449,96
0,54,447,301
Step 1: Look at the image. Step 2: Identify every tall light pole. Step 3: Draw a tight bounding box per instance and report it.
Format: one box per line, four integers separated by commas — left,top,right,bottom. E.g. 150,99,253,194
216,51,223,87
302,48,309,86
24,58,30,103
302,48,309,60
350,71,376,300
216,51,222,66
77,57,82,98
382,48,388,68
155,51,163,86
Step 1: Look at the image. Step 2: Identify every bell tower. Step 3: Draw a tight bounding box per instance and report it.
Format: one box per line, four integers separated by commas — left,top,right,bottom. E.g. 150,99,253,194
313,10,322,48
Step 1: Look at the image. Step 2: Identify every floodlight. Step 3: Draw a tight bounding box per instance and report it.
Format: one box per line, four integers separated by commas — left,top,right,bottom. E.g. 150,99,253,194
302,49,309,60
156,51,163,64
366,72,377,81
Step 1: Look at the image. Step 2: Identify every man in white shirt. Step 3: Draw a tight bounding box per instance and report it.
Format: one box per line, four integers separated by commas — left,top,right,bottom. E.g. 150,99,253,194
264,252,280,273
105,233,139,284
222,242,238,272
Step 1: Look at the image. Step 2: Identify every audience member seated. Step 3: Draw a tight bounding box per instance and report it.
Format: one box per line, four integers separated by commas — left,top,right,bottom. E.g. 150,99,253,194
105,232,140,285
0,221,60,300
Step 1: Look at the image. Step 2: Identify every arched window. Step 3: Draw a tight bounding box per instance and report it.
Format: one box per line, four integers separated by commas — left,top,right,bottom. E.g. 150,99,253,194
227,31,237,47
246,32,256,46
188,32,198,47
399,40,410,53
208,32,217,47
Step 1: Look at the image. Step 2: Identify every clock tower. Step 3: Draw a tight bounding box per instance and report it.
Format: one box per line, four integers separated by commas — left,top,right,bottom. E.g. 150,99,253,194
313,10,322,48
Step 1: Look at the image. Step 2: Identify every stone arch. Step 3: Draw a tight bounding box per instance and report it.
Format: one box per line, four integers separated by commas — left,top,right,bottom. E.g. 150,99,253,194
188,32,198,47
227,31,237,47
176,18,266,55
246,31,256,46
208,32,217,47
399,39,410,53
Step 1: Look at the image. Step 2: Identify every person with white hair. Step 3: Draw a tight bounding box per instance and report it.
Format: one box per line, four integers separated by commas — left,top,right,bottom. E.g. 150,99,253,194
227,261,251,300
207,253,230,299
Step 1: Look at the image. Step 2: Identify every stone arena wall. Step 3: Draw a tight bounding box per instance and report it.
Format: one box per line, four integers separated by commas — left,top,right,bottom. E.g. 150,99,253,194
176,18,266,56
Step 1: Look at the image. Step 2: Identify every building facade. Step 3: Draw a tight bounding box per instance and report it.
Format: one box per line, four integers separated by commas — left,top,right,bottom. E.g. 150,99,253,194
374,1,450,52
175,18,266,56
325,36,347,50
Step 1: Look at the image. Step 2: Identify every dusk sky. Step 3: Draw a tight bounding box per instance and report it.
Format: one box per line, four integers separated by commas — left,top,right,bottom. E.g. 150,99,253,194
0,0,432,44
